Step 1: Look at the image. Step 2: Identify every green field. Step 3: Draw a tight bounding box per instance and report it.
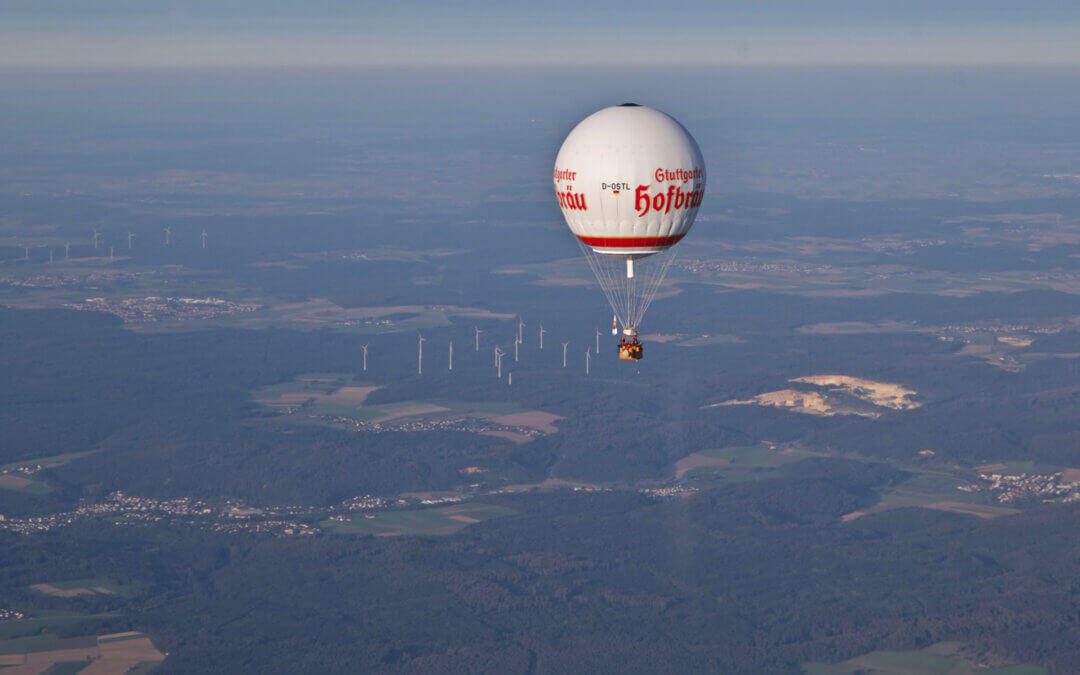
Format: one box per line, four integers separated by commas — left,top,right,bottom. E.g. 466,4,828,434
253,374,529,428
34,578,139,599
0,450,99,474
875,472,986,508
679,445,818,487
321,502,517,537
803,645,1048,675
0,614,113,650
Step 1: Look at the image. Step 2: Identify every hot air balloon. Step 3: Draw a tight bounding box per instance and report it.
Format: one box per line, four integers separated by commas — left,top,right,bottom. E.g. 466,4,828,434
554,104,706,360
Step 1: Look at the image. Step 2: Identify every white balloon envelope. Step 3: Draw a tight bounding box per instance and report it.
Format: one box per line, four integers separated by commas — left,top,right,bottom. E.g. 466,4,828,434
554,104,706,357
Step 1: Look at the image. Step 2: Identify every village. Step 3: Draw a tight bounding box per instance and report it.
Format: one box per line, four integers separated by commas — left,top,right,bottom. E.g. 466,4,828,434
959,469,1080,504
62,296,259,323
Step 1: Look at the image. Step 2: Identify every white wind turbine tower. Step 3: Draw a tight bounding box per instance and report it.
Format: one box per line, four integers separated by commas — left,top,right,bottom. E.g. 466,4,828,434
514,336,520,362
518,316,525,344
448,340,454,371
585,350,590,375
417,333,426,375
22,246,29,260
49,248,53,264
163,226,171,246
595,327,601,354
539,323,546,349
508,371,512,385
109,246,115,260
361,344,368,372
92,229,101,249
127,232,135,250
64,242,70,259
562,342,569,368
201,229,208,249
474,327,482,351
494,347,505,379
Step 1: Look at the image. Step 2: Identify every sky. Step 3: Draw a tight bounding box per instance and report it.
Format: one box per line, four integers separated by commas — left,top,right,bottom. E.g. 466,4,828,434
2,1,1080,68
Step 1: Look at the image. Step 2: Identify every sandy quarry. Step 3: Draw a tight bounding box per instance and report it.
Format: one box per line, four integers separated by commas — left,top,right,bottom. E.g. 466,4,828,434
790,375,921,410
705,374,920,417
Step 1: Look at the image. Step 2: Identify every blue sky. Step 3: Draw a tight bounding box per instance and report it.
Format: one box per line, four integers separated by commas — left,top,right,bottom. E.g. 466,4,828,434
2,1,1080,67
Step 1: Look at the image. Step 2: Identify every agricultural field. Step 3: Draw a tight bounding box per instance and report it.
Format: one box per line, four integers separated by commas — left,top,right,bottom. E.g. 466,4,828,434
0,630,164,674
207,298,514,334
30,578,138,600
803,642,1047,675
0,451,99,495
252,373,558,438
677,444,819,487
321,502,516,537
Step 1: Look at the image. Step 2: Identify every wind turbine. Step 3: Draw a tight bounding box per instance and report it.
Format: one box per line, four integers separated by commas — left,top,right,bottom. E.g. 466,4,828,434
361,344,368,372
518,316,525,344
109,246,115,260
417,333,426,375
127,232,135,250
49,248,53,264
508,372,513,386
22,246,29,260
562,342,569,368
495,347,505,379
163,226,171,246
92,229,100,249
474,327,482,351
514,337,520,362
539,323,547,349
201,229,207,249
595,327,600,354
448,340,453,371
585,350,590,375
64,242,70,259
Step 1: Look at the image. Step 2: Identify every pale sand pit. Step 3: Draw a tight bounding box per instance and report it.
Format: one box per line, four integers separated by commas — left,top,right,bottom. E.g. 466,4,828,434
707,375,919,417
479,430,533,444
674,453,731,479
997,336,1033,347
370,404,450,424
1062,468,1080,483
934,288,980,297
488,412,562,434
29,583,95,598
0,655,24,665
791,375,921,410
923,501,1019,519
958,343,992,355
446,515,481,524
975,463,1008,472
0,474,32,489
711,389,840,417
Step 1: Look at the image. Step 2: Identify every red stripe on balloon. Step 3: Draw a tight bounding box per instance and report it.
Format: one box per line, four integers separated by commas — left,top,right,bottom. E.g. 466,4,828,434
575,234,686,248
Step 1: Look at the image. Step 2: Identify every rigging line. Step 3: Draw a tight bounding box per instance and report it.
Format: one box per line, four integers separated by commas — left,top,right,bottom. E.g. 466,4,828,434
638,246,679,322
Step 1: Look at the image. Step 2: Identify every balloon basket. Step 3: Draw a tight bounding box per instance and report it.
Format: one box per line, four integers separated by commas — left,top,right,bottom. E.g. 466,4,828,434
619,343,643,361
